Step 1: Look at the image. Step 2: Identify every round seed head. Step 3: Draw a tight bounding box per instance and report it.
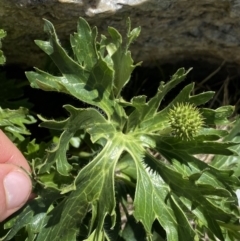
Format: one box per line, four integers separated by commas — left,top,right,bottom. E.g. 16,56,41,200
168,102,204,141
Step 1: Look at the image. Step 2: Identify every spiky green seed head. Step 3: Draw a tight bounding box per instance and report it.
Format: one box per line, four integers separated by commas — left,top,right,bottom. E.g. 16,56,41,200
168,102,204,141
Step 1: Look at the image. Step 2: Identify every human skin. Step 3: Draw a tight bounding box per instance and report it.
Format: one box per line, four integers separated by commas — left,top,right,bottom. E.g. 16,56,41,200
0,130,32,221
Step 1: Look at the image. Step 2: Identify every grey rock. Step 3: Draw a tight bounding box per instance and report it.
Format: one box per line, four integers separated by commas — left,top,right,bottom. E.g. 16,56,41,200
0,0,240,67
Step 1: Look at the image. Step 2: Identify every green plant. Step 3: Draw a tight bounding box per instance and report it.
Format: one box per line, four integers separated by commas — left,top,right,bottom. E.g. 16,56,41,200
0,29,6,65
0,18,240,241
0,30,35,143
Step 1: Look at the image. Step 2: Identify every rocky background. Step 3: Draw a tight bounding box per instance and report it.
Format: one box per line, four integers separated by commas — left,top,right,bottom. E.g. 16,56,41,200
1,0,240,68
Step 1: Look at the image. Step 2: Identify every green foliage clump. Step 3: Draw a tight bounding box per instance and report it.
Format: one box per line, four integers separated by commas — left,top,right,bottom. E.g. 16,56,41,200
0,29,35,143
0,19,240,241
0,29,6,65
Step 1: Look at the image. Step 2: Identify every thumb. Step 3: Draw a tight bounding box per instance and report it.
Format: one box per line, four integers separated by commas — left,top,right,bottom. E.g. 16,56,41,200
0,164,32,221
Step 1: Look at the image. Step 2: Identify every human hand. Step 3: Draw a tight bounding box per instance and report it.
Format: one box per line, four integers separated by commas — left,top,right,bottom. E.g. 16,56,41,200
0,130,32,221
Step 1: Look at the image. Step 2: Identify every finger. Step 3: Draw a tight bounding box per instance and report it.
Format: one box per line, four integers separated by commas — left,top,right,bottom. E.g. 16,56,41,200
0,164,32,221
0,130,30,172
0,130,32,221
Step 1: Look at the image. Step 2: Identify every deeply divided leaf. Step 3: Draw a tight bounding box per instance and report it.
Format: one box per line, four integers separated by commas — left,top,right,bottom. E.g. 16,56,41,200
1,17,239,241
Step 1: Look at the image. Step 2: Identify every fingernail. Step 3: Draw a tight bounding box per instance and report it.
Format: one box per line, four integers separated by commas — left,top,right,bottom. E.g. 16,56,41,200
4,171,32,210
